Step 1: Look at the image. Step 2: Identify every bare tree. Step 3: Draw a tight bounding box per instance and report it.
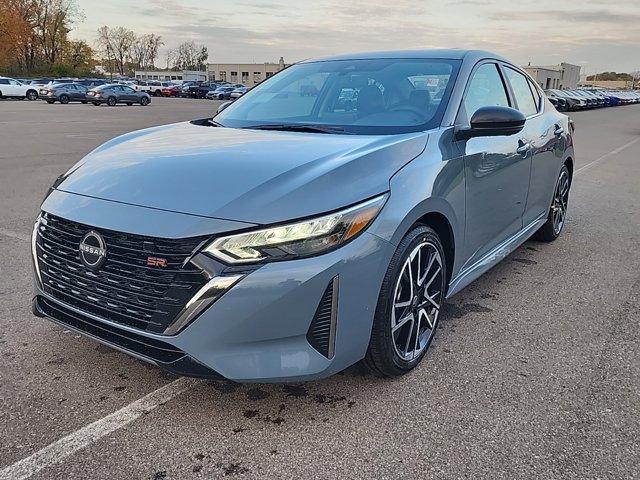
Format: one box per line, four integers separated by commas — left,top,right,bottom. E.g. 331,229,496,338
130,33,163,70
172,41,208,71
96,25,134,75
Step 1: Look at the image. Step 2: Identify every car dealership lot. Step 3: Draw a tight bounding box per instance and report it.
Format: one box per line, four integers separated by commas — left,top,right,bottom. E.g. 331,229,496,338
0,98,638,479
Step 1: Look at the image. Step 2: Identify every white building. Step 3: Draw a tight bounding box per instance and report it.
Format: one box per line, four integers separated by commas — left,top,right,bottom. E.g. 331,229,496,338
207,57,287,87
523,62,581,90
134,69,208,83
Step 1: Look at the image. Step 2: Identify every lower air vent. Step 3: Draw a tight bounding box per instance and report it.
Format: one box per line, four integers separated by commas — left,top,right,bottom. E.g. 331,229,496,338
306,276,338,359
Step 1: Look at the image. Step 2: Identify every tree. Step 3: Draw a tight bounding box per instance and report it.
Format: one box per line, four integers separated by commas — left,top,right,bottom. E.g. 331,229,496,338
96,25,135,75
0,0,31,69
33,0,80,66
130,33,163,70
172,41,208,71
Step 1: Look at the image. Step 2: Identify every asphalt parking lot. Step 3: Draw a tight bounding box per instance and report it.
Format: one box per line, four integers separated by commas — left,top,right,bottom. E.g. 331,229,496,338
1,98,639,480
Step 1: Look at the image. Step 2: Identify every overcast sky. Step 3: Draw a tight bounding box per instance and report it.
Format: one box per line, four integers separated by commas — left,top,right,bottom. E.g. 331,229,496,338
72,0,640,73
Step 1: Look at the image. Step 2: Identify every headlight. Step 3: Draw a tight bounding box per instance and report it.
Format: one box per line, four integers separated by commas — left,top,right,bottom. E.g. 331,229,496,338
204,194,388,264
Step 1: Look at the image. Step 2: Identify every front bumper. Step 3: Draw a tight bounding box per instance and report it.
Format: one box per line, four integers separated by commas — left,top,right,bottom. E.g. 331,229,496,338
34,191,392,382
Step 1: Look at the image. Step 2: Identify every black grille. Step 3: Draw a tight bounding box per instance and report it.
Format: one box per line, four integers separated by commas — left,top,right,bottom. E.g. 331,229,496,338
35,213,209,333
37,295,185,363
306,277,338,358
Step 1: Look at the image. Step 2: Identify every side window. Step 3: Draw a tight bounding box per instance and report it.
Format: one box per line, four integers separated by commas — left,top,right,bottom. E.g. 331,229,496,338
0,79,9,85
527,78,541,111
9,79,19,85
124,87,135,93
463,63,509,118
504,67,538,116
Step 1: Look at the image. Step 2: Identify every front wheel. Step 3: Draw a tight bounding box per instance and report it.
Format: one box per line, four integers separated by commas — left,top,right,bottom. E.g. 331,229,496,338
364,225,446,377
26,90,38,101
46,100,55,104
140,96,149,106
534,165,571,242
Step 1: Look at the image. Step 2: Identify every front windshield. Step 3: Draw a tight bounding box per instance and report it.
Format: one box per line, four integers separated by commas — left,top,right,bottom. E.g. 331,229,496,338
215,58,461,135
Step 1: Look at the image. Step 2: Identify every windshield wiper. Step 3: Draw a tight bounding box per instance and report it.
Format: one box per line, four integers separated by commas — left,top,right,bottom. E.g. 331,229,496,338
242,124,347,134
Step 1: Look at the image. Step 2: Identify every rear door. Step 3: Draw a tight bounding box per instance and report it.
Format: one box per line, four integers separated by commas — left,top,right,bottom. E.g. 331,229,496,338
502,66,561,226
458,62,531,269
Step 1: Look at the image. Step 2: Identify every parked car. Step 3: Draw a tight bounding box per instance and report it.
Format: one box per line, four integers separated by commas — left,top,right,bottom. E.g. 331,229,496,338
229,86,250,99
39,83,89,104
161,85,181,97
206,86,236,100
33,50,574,382
86,84,151,106
186,82,221,98
0,76,39,100
545,89,584,111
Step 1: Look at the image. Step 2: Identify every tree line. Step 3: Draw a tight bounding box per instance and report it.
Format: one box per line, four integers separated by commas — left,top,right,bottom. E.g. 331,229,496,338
1,0,209,77
96,26,208,77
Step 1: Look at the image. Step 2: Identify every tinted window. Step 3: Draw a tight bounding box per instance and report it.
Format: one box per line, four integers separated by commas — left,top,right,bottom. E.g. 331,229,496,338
0,79,9,85
216,58,460,135
464,64,509,118
504,67,538,116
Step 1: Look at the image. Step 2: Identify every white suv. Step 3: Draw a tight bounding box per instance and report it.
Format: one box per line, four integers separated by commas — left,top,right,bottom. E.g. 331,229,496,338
0,77,39,100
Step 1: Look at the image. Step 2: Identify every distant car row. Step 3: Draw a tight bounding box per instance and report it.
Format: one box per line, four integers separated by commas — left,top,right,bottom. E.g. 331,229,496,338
545,89,640,111
2,76,252,101
39,83,151,106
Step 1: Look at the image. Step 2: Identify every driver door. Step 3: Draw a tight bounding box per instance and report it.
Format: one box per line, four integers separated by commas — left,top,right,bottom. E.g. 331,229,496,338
457,62,530,269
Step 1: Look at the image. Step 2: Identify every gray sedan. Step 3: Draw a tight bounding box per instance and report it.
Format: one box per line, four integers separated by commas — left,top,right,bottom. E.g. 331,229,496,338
39,83,89,104
87,84,151,106
33,50,574,382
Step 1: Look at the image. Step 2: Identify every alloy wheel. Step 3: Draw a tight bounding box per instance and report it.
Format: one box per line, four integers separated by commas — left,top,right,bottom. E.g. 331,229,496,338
391,241,444,361
552,170,569,234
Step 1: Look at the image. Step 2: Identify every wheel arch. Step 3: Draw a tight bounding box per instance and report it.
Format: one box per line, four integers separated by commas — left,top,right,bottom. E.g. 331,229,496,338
564,156,574,185
382,199,461,293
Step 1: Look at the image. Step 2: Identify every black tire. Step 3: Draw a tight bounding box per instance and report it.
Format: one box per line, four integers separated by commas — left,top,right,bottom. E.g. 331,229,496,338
107,96,117,106
0,90,3,99
26,90,38,101
364,225,447,377
46,100,55,104
81,100,87,104
534,165,571,242
218,94,224,100
92,102,101,106
140,96,149,106
126,102,133,106
59,94,69,104
155,90,162,97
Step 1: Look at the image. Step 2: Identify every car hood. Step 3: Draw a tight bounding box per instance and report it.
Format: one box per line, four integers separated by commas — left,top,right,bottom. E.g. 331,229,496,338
57,121,428,225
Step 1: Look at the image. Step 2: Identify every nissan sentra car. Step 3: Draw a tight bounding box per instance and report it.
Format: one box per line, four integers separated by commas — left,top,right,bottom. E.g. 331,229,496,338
32,50,574,382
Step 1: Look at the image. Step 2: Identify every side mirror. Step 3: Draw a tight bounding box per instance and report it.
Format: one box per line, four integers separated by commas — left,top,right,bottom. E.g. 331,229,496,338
456,106,526,140
217,101,232,114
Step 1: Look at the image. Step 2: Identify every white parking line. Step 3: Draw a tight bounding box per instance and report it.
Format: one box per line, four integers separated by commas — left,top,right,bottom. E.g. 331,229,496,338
2,135,638,479
0,229,30,242
0,378,199,480
575,137,640,175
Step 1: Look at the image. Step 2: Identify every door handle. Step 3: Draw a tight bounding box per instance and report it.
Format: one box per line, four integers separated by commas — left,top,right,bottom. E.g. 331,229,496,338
516,141,531,155
554,125,564,136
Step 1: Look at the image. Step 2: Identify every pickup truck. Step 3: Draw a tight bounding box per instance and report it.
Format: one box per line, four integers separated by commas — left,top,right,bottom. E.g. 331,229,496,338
135,81,174,96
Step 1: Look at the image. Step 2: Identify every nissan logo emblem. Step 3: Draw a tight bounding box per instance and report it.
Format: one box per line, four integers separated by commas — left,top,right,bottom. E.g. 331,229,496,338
79,231,107,269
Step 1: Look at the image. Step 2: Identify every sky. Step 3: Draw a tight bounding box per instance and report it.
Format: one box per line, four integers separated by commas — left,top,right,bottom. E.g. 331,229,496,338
71,0,640,74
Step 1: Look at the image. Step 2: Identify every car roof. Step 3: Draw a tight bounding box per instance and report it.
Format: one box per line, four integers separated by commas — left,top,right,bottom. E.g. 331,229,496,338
301,49,507,63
